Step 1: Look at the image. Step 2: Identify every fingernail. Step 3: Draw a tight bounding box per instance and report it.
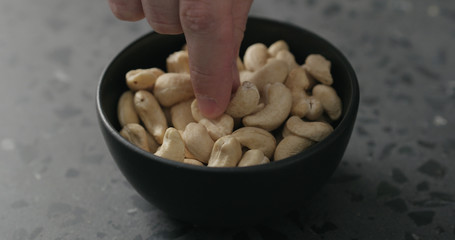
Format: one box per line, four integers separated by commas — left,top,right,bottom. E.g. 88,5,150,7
197,95,220,119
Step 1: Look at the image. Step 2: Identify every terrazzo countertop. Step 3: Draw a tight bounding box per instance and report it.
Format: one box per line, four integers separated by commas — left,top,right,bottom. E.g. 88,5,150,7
1,0,454,239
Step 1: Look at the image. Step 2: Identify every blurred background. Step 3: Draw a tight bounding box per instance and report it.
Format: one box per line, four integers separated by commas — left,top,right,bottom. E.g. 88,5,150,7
0,0,454,239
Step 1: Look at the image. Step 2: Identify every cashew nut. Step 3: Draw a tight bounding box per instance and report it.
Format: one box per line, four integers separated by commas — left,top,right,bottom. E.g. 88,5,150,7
134,90,168,144
207,136,242,167
184,158,205,166
190,98,204,122
290,91,323,120
117,41,342,167
303,54,333,85
238,149,270,167
274,135,314,161
199,115,234,141
166,50,190,74
182,122,214,164
303,96,324,120
245,59,289,95
285,67,322,119
231,127,276,159
310,113,334,125
153,73,194,107
117,91,139,127
312,84,342,121
281,123,292,138
268,40,289,57
285,66,316,91
289,90,310,118
275,50,299,71
154,127,185,162
239,70,254,84
243,82,292,131
126,68,164,91
243,43,269,71
285,116,334,142
191,99,234,140
170,98,195,131
226,81,262,118
120,123,150,152
183,141,197,159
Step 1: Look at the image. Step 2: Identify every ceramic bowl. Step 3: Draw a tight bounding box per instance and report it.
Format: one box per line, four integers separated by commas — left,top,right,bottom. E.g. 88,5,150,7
97,17,359,226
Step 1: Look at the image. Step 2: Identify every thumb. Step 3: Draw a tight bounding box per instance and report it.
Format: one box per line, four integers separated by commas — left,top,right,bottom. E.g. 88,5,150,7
180,0,238,119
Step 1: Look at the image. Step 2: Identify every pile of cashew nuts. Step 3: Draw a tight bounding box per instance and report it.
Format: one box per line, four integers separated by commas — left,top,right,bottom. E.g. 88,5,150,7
117,40,342,167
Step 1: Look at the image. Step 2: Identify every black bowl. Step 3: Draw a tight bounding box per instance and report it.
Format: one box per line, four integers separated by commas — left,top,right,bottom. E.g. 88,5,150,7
97,17,359,227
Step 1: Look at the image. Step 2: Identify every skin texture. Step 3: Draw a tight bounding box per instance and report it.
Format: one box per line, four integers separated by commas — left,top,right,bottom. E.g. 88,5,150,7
108,0,253,119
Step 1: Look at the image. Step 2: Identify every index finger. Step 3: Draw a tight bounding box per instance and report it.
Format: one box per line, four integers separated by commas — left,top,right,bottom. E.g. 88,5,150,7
180,0,238,119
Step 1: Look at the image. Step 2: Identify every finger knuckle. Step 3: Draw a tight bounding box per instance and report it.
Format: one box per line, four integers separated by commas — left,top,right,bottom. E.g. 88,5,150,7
180,1,215,33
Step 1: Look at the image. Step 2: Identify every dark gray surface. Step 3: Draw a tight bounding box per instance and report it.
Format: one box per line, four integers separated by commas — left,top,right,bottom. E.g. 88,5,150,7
1,0,454,239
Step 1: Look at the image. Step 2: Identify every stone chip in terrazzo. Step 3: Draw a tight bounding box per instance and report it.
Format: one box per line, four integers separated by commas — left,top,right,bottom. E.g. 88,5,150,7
53,103,82,119
377,181,401,198
416,181,430,192
384,198,408,213
417,159,446,179
392,168,408,184
378,143,397,160
407,211,435,226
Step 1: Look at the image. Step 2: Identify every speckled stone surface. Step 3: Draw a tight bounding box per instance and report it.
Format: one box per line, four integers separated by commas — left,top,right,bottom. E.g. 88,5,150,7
1,0,454,239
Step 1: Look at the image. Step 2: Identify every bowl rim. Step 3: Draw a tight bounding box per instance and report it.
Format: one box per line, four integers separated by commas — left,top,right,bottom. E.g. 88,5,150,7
96,16,359,173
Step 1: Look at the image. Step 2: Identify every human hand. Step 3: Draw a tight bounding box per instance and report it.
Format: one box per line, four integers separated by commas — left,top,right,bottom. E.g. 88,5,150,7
108,0,253,119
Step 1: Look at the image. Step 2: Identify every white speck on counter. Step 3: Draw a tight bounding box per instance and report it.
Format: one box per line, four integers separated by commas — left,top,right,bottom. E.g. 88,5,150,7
34,173,42,180
433,115,448,126
127,208,138,215
427,5,440,17
411,233,421,240
1,138,16,151
53,69,70,82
